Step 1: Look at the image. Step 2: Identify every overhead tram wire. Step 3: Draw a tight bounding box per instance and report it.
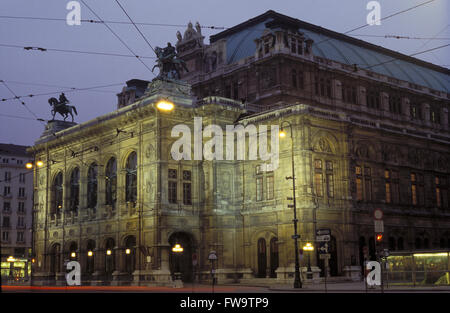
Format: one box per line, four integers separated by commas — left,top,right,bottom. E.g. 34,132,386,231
1,80,47,124
0,15,227,30
312,0,438,48
79,0,154,75
0,43,155,60
114,0,156,54
1,82,124,103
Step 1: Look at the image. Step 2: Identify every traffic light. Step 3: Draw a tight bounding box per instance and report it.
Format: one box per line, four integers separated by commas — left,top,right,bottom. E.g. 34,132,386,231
376,233,383,243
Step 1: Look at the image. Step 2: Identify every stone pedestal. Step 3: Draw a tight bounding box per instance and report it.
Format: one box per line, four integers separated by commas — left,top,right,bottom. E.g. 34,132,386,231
301,266,321,283
343,266,361,281
35,120,77,145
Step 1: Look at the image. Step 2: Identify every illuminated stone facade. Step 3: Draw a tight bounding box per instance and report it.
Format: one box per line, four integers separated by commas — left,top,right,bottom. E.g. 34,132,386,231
30,11,450,286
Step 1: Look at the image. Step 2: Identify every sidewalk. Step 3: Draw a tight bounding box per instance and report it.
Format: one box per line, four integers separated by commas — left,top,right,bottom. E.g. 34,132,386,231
267,280,450,292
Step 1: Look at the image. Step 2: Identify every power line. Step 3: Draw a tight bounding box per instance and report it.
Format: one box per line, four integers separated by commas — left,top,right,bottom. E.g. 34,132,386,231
1,82,124,102
0,80,46,123
0,15,227,30
114,0,155,53
351,34,450,40
1,80,118,94
364,43,450,70
79,0,154,75
0,43,156,60
314,0,438,47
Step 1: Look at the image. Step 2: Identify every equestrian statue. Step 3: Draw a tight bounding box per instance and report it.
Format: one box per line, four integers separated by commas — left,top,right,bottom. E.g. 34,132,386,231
152,42,189,80
48,93,78,122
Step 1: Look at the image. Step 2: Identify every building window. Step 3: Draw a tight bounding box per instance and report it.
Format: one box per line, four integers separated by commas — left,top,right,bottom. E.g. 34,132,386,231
342,84,357,104
385,170,391,204
18,187,25,198
52,172,63,215
366,89,380,109
18,202,25,214
267,175,274,200
431,106,441,124
69,168,80,212
17,216,24,228
2,216,10,228
168,169,177,204
2,231,9,242
325,161,334,198
256,176,263,201
19,173,25,183
3,186,10,196
125,152,137,204
3,202,11,213
435,176,443,208
411,173,417,205
355,166,371,202
105,158,117,208
87,163,98,209
4,171,11,182
298,71,304,90
315,76,332,98
410,102,422,120
183,170,192,205
389,95,402,114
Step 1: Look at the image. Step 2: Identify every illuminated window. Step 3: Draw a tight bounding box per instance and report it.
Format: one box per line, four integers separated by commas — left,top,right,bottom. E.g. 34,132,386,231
435,176,442,208
314,173,323,197
356,178,363,201
105,158,117,208
314,159,322,170
326,174,334,198
411,173,417,205
125,152,137,204
355,166,371,201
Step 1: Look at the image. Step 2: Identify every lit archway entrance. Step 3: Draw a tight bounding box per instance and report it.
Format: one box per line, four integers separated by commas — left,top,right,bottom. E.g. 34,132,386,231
168,232,194,282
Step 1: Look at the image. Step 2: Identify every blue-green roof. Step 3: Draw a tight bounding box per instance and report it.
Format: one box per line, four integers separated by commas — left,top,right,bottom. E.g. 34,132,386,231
220,14,450,93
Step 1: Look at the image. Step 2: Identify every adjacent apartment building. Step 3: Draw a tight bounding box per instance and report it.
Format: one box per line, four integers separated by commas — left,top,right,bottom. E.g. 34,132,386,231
0,144,33,281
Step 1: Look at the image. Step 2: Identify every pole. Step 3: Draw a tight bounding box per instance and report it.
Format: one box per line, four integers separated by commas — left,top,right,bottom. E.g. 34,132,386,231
288,121,302,289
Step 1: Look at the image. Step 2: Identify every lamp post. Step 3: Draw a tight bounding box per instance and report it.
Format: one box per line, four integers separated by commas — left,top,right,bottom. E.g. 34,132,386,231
303,242,314,279
279,121,302,288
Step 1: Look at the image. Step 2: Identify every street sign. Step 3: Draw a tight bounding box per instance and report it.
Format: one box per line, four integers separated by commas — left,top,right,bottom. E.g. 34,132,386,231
208,251,217,260
374,208,383,220
316,235,330,242
318,242,329,254
319,253,331,260
374,220,384,233
316,228,331,236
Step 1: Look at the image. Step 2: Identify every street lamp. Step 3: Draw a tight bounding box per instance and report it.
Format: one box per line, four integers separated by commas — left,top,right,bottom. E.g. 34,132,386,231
303,242,314,279
156,99,175,112
25,160,44,169
279,120,302,288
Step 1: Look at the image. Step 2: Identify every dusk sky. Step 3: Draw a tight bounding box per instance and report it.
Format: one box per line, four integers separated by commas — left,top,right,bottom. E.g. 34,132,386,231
1,0,449,147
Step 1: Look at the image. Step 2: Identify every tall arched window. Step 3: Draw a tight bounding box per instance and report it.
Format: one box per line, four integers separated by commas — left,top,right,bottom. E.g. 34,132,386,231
69,167,80,213
52,172,63,216
105,158,117,208
87,163,98,209
86,240,95,276
125,152,137,204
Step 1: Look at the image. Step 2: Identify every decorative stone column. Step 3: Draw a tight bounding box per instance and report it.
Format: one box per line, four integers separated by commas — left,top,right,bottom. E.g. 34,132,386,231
358,86,367,107
151,244,172,285
333,79,342,102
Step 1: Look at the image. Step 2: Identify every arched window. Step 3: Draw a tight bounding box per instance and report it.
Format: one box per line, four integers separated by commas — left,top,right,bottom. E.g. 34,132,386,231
50,243,61,275
125,152,137,204
69,168,80,213
52,172,63,216
105,158,117,208
87,163,98,209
